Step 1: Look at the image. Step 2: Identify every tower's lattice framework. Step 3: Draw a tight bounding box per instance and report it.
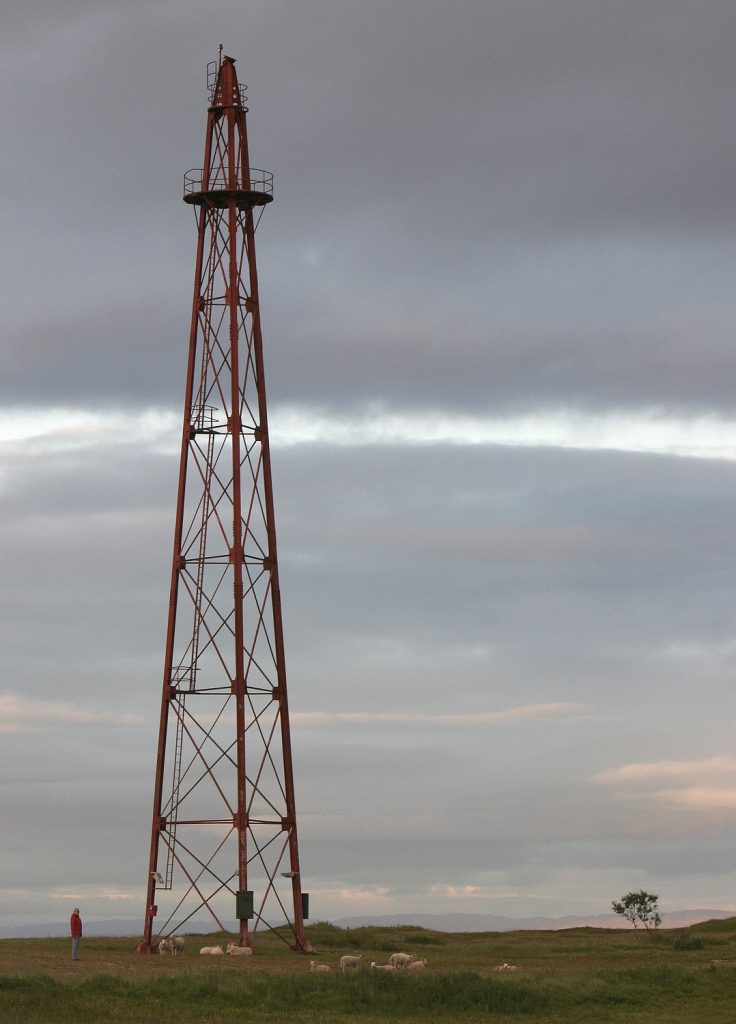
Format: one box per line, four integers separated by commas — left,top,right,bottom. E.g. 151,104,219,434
140,54,307,952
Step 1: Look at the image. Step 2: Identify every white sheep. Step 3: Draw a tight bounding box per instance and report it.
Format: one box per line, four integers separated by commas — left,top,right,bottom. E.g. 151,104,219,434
226,943,253,956
339,954,364,971
199,945,224,955
157,938,171,955
388,952,416,969
493,962,519,973
405,958,427,971
370,962,397,971
171,936,185,955
309,960,331,972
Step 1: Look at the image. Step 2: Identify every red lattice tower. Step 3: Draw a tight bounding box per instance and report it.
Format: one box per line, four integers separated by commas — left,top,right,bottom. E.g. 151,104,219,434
139,53,308,953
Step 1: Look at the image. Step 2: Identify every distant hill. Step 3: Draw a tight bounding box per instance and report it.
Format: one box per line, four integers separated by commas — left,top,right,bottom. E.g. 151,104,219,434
0,918,231,940
0,919,149,939
0,908,732,939
331,910,735,933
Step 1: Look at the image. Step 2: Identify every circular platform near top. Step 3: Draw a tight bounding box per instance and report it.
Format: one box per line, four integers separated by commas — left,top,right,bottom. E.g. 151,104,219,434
183,188,273,209
183,168,274,209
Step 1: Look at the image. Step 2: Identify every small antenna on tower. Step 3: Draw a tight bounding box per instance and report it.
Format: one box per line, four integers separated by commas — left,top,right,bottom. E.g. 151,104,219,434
217,44,223,70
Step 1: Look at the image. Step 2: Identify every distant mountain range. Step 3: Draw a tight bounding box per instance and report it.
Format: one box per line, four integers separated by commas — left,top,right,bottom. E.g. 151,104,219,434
0,919,148,940
0,909,732,939
331,910,735,932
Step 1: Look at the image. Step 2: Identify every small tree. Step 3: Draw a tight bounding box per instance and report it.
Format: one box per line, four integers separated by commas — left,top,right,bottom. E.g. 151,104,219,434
611,890,662,932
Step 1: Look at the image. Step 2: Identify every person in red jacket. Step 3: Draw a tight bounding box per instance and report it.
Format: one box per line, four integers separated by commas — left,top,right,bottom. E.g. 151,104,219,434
70,907,82,961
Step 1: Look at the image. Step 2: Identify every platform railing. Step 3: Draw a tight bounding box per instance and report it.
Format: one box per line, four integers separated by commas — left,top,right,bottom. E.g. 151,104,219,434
183,167,273,197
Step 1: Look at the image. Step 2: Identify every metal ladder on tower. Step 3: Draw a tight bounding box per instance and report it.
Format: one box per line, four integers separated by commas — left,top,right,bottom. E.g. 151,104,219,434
162,407,216,891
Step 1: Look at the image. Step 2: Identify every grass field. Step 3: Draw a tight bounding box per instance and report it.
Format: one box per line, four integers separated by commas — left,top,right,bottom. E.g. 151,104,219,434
1,918,735,1023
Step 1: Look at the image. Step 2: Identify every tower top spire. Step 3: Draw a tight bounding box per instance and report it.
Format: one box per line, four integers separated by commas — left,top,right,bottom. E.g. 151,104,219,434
211,51,243,110
183,55,273,208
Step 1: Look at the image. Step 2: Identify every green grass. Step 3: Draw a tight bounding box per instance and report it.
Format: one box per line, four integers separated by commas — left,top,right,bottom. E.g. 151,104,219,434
1,919,736,1023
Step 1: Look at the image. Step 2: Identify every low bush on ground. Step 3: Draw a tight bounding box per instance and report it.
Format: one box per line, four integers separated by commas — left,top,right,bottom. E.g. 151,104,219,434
671,935,705,951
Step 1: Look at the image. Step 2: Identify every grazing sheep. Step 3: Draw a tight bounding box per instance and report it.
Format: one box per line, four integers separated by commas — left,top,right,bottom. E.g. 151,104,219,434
388,952,416,969
157,938,172,955
370,962,397,971
493,962,519,973
309,960,331,972
405,958,427,971
171,936,185,955
226,943,253,956
339,954,364,971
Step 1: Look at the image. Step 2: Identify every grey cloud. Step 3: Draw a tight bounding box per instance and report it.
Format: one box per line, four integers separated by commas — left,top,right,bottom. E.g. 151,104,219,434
3,0,736,928
3,1,736,414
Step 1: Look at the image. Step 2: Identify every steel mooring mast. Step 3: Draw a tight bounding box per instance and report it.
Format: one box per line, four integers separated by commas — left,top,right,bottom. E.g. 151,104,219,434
139,53,307,953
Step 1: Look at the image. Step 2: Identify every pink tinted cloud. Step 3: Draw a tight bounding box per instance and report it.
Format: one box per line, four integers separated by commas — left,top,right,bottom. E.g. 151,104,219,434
652,786,736,810
0,692,144,732
594,757,736,813
292,703,588,728
594,756,736,784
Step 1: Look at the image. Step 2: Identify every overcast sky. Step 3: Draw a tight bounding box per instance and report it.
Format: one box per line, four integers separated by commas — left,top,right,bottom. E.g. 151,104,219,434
3,0,736,932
